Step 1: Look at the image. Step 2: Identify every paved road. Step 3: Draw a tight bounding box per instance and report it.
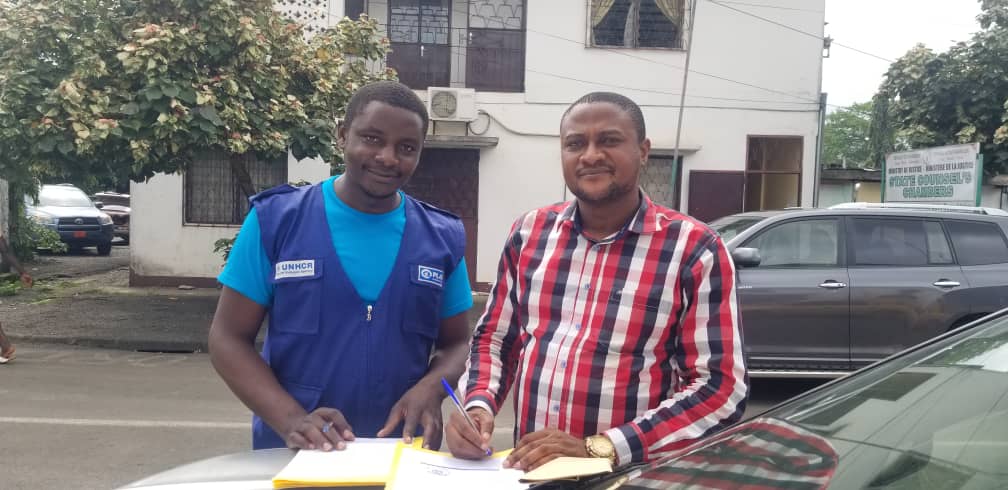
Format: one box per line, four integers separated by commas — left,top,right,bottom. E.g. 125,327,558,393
0,344,517,490
25,243,129,282
2,344,822,489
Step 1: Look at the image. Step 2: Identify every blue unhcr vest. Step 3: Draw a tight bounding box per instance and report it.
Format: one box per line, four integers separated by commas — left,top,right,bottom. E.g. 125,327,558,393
249,182,465,449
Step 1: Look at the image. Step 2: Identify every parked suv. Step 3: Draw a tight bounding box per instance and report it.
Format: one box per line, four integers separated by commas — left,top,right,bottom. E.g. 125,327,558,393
709,203,1008,375
26,184,115,255
91,191,130,244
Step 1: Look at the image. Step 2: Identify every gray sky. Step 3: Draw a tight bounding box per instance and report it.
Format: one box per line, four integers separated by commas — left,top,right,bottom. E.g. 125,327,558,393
823,0,982,108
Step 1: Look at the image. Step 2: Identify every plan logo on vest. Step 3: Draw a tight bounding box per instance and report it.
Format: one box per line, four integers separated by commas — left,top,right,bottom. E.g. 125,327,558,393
275,259,316,280
416,265,444,288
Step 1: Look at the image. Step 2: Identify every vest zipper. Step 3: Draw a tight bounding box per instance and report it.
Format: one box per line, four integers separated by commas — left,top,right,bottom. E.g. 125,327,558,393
366,304,373,322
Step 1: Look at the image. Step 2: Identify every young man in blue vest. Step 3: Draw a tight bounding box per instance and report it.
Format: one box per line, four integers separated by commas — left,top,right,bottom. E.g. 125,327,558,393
209,81,474,452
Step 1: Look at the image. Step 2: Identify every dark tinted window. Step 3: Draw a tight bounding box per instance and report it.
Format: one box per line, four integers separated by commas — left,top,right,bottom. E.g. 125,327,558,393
345,0,365,19
745,219,839,267
851,218,930,266
946,220,1008,266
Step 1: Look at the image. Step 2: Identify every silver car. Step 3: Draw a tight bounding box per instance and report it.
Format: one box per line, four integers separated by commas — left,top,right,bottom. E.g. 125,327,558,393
710,203,1008,376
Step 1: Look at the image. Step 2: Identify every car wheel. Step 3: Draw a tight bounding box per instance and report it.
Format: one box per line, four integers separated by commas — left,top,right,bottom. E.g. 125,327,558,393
97,242,112,256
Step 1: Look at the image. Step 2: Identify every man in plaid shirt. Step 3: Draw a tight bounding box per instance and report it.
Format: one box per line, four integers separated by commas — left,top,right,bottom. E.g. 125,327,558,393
445,92,749,470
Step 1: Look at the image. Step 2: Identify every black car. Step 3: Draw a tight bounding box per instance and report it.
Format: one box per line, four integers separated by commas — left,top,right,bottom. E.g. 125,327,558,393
26,184,115,255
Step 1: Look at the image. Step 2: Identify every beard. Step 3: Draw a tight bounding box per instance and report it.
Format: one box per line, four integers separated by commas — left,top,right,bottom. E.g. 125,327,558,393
569,179,636,206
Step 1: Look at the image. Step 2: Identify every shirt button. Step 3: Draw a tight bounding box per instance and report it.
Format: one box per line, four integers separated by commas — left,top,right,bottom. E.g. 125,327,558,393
552,404,560,413
584,283,590,290
560,360,567,368
574,323,581,331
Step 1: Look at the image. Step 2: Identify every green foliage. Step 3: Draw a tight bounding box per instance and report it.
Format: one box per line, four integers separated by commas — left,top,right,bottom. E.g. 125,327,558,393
0,281,18,296
6,181,67,265
871,0,1008,176
0,0,394,187
823,102,873,168
213,234,236,262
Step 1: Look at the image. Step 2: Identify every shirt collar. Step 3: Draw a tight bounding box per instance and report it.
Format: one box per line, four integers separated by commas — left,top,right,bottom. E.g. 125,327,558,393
557,189,663,238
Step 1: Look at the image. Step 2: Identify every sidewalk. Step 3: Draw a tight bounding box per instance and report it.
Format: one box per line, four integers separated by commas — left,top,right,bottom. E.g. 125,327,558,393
1,264,489,353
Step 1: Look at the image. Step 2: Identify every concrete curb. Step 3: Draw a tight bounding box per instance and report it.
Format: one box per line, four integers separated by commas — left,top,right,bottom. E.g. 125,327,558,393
8,334,211,353
10,294,489,353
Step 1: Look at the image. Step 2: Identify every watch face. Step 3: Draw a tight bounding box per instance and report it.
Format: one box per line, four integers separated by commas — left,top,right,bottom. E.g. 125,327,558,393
431,91,457,118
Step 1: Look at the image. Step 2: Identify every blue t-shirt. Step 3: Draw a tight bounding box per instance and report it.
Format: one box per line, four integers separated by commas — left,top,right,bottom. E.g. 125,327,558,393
218,177,473,318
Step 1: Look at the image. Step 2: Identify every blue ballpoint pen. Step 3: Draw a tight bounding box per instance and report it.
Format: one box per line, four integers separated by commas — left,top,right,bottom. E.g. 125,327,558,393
441,377,493,457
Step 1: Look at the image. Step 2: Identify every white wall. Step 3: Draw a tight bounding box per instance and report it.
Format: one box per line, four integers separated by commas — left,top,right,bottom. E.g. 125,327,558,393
819,182,855,208
982,185,1007,210
131,159,330,281
465,0,826,282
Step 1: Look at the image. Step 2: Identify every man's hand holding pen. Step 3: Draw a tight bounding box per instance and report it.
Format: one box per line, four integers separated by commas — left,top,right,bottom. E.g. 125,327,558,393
445,406,495,459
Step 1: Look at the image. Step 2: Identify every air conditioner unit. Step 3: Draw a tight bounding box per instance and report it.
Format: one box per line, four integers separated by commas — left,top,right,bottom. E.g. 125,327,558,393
426,87,477,122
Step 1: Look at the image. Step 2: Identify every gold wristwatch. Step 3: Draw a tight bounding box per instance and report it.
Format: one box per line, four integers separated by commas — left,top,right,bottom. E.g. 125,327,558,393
584,434,617,466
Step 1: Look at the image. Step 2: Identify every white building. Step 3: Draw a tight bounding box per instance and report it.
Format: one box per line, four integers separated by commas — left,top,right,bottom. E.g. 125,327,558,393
131,0,828,290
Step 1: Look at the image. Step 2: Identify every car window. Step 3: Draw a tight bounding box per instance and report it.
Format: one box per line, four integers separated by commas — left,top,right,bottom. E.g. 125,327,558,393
707,216,766,242
851,218,932,266
744,218,839,267
924,221,954,264
945,220,1008,266
38,186,94,208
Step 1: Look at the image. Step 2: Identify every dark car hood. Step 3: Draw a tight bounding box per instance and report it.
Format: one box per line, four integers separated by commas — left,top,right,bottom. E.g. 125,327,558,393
585,416,1004,489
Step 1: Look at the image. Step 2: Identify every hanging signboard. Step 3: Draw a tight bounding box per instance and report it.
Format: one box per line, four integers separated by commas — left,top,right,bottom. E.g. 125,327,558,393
883,143,983,206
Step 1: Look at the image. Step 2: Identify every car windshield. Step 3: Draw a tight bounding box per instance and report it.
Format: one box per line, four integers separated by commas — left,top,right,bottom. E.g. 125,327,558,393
95,194,129,207
37,186,93,207
600,311,1008,489
708,215,767,241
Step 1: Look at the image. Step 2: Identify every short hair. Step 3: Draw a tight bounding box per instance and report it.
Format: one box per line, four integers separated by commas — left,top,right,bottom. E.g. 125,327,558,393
561,92,646,142
344,80,429,136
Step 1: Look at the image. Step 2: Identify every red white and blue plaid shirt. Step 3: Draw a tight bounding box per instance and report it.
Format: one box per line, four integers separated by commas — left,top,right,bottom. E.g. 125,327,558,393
461,193,748,465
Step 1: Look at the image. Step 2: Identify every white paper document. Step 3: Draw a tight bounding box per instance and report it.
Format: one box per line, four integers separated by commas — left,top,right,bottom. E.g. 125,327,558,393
386,446,529,490
271,437,402,488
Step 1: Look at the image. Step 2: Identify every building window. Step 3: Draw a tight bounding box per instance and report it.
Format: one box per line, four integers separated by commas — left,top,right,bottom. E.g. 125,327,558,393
184,152,287,225
745,136,802,211
387,0,452,89
345,0,366,20
590,0,684,49
466,0,526,92
640,155,682,209
385,0,526,92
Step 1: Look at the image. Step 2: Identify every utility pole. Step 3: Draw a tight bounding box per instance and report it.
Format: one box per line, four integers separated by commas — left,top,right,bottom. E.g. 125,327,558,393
672,0,698,210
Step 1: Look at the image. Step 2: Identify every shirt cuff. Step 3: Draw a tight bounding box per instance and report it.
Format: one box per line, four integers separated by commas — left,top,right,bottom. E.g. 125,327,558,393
462,391,498,416
604,424,645,467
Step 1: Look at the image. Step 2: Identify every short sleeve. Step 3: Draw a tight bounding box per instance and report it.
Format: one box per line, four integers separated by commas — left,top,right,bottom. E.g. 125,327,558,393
440,257,473,318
